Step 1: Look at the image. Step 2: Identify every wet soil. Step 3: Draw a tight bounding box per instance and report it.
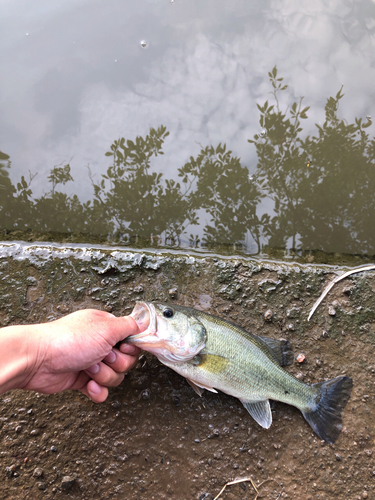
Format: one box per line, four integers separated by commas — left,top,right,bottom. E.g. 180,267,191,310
0,243,374,499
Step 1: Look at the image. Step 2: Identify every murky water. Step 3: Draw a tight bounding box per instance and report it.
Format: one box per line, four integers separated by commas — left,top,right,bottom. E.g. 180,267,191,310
1,1,375,262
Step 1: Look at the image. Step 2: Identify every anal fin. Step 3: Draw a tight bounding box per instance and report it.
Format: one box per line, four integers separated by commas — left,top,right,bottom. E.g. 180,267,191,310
240,399,272,429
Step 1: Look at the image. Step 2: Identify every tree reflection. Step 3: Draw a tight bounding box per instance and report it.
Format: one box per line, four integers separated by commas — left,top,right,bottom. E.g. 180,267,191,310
1,68,374,258
249,67,374,255
179,143,264,253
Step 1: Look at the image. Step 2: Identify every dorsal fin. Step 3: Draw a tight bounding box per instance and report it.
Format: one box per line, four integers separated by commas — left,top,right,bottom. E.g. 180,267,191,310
258,336,294,366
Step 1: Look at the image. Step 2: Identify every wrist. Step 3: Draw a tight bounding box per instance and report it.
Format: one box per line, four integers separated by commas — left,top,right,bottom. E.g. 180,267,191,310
0,324,42,394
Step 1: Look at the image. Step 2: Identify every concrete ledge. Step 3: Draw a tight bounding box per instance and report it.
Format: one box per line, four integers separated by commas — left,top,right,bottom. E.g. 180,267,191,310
1,242,374,499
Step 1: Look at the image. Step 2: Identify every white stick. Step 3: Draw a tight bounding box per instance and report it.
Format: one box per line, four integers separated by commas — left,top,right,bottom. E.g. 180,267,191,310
308,264,375,321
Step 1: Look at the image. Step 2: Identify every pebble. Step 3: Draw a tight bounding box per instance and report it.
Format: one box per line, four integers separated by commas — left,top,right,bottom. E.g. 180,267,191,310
363,492,368,499
50,446,58,452
328,306,336,316
173,396,180,407
61,476,76,491
15,425,22,433
198,493,213,500
6,464,17,477
141,389,151,401
264,309,273,321
168,288,178,299
37,482,46,490
297,353,306,363
33,467,43,478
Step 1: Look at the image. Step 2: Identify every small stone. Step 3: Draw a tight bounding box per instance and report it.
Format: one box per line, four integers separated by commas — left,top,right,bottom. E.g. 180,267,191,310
15,426,22,433
141,389,151,401
61,476,76,491
50,446,58,452
321,330,329,338
173,396,180,407
33,467,43,478
296,372,304,380
362,492,368,499
328,306,336,316
30,429,40,436
287,323,295,331
335,453,341,461
37,482,46,490
233,463,239,469
264,309,273,321
198,493,213,500
6,465,17,477
297,353,306,363
316,359,322,367
77,479,86,491
168,288,178,299
194,438,200,443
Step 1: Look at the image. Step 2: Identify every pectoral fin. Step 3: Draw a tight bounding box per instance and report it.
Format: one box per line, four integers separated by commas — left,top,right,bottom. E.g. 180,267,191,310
186,378,218,396
240,399,272,429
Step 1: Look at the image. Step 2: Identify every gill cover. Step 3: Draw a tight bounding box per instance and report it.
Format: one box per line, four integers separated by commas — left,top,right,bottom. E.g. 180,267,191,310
153,303,207,363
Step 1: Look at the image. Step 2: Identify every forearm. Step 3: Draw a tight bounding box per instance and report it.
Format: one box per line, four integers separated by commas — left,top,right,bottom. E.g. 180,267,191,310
0,324,39,395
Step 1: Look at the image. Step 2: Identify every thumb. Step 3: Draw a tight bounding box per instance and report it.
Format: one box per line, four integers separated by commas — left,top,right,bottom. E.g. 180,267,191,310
102,314,141,345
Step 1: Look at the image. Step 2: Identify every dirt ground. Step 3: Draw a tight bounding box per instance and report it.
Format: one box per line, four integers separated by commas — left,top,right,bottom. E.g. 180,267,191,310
0,243,374,499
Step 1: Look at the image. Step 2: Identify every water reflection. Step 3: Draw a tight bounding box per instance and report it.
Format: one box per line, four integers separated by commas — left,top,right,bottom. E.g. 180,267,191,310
1,69,374,261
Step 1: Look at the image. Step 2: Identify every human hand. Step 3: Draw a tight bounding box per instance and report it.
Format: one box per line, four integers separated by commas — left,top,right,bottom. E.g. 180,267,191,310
19,309,141,403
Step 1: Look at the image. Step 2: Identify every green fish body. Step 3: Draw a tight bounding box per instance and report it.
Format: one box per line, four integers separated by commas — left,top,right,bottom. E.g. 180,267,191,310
126,302,352,444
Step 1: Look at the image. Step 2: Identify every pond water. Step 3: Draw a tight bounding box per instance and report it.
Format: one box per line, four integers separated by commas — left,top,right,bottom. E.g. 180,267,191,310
1,0,375,263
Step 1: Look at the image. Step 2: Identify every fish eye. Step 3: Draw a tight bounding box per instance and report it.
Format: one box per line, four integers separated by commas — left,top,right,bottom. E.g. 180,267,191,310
163,308,174,318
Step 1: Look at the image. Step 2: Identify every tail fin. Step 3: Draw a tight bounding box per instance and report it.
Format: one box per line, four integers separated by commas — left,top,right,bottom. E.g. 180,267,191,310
302,376,353,444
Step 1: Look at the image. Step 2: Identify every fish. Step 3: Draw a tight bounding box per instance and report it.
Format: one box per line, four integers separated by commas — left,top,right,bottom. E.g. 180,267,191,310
125,301,353,444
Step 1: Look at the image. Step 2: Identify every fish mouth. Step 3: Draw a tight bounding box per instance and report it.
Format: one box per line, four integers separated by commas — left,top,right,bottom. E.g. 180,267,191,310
126,302,158,346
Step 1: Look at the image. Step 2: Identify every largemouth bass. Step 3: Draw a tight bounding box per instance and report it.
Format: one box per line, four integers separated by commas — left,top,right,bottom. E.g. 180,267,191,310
126,302,352,444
